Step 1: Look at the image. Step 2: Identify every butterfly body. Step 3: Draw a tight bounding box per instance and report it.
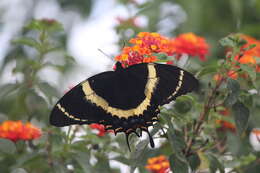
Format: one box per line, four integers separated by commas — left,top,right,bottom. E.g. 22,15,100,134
50,62,198,149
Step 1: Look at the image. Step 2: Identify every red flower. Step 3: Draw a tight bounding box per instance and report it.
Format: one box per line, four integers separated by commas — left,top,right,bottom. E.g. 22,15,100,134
170,33,209,61
0,120,42,142
146,155,170,173
89,123,112,137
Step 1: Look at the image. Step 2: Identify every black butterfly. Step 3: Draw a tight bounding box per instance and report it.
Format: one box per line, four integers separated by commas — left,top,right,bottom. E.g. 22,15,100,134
50,62,198,150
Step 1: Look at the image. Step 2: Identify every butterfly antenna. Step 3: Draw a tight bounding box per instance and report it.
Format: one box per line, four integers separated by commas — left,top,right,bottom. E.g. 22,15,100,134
98,49,113,60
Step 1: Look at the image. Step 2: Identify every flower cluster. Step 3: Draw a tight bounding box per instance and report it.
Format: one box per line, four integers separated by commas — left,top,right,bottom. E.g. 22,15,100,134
145,155,170,173
115,32,209,66
0,120,42,142
89,123,111,137
236,34,260,66
216,109,236,133
170,32,209,61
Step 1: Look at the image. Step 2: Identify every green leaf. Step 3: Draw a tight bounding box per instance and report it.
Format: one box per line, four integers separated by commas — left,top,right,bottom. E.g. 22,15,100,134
169,154,189,173
227,78,240,91
0,139,16,154
174,99,192,114
25,90,48,114
12,37,41,51
75,152,96,173
0,83,19,98
224,78,240,106
219,36,237,47
26,19,64,32
37,82,59,99
187,153,201,171
206,154,224,173
196,65,218,77
240,64,256,82
232,101,250,135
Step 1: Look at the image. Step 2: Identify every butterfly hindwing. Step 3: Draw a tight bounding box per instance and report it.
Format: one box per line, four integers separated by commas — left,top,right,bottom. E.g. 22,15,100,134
153,64,198,105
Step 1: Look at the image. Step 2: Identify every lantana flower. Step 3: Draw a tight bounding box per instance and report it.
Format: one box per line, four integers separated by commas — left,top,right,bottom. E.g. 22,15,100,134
0,120,42,142
115,32,209,67
89,123,112,137
233,34,260,71
145,155,170,173
170,32,209,61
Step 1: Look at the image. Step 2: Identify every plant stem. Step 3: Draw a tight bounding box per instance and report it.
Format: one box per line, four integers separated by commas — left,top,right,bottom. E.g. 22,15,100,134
184,76,226,156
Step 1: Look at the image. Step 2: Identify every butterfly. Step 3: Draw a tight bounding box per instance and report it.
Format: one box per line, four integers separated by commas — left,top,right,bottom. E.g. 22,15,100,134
50,62,198,150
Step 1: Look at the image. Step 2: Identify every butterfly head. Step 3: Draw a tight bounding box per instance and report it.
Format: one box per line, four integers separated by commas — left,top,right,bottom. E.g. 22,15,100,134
115,61,124,71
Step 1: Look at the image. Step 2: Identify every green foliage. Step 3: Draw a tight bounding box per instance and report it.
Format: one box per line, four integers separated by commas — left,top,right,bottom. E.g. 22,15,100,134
1,0,260,173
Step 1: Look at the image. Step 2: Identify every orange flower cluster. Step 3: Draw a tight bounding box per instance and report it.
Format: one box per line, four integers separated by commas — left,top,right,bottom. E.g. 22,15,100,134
0,120,42,142
235,34,260,66
115,32,209,66
170,32,209,61
145,155,170,173
89,123,112,137
216,109,236,133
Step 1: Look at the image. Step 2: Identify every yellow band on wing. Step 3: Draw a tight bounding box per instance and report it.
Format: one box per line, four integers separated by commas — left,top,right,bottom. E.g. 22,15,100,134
82,64,158,118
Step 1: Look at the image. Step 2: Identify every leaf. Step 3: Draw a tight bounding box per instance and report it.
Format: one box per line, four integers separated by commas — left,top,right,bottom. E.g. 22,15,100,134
112,156,131,165
224,78,240,106
0,83,19,98
37,82,59,99
25,19,64,32
219,36,237,47
174,99,192,114
227,78,240,91
206,154,224,173
25,90,48,114
0,139,16,154
169,154,189,173
187,153,201,171
240,64,256,82
75,152,96,173
196,65,218,77
232,101,250,135
12,37,41,51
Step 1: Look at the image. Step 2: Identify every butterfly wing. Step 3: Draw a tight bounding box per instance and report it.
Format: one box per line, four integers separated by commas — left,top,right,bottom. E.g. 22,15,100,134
49,65,149,127
152,63,198,105
50,62,198,150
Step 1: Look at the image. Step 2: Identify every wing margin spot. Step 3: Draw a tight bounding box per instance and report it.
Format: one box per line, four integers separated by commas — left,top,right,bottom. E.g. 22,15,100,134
168,70,184,99
56,103,87,122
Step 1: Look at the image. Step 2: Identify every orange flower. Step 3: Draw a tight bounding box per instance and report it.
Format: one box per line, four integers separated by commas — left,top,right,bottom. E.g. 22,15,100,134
170,33,209,61
129,32,173,55
227,70,238,79
89,123,112,137
213,70,238,81
216,109,236,133
115,32,209,66
0,120,41,142
234,34,260,65
146,155,170,173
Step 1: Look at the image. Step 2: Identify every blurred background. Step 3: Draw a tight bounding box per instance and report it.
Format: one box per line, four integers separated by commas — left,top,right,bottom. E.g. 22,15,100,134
1,0,260,172
1,0,260,87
